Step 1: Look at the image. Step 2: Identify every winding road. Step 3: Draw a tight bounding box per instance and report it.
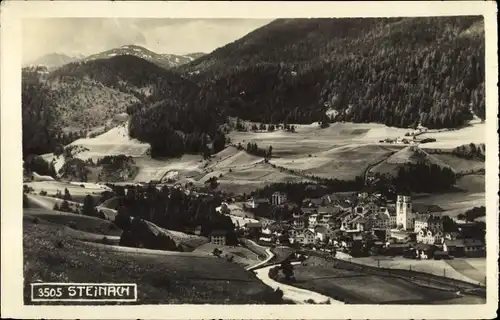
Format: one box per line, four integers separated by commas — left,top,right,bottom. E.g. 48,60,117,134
254,263,343,304
246,242,344,304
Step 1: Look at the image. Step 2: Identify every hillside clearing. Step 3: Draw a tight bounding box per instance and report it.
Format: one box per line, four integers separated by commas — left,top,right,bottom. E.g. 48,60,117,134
431,154,484,174
194,243,262,268
25,193,83,211
24,208,122,236
370,146,455,175
24,181,109,200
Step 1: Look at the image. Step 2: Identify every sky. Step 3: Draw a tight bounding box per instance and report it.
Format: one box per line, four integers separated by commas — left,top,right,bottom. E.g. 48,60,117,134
22,18,273,63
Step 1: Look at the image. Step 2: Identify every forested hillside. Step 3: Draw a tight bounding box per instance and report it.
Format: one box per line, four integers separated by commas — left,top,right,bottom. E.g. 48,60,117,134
23,17,485,160
22,73,63,156
181,17,485,128
48,55,200,103
127,95,228,158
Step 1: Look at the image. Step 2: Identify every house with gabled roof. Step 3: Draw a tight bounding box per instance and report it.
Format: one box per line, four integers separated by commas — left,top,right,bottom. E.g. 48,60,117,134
365,210,391,230
414,214,444,233
443,239,485,257
340,213,366,233
386,206,397,228
416,226,444,245
293,229,315,245
321,193,343,205
318,206,341,215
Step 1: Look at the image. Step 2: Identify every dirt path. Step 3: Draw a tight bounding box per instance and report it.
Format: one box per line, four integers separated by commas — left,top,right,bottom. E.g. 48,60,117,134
254,263,343,304
363,151,395,183
247,243,344,304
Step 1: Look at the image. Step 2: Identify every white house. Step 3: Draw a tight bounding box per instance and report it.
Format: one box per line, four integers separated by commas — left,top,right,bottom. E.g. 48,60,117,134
308,214,319,228
414,214,443,233
416,227,444,245
295,229,315,245
261,226,273,236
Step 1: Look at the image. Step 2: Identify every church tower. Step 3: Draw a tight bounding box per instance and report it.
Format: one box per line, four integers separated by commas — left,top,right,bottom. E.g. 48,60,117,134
396,195,413,230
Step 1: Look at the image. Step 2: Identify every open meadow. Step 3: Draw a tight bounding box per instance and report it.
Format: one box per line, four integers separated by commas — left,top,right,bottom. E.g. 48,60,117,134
335,252,485,285
291,257,466,304
34,119,486,197
193,242,262,268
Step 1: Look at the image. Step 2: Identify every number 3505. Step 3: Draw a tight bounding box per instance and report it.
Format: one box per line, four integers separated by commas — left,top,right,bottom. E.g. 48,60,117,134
38,287,63,298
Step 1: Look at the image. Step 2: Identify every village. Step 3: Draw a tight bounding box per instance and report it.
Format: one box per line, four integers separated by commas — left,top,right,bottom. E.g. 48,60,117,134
212,191,486,261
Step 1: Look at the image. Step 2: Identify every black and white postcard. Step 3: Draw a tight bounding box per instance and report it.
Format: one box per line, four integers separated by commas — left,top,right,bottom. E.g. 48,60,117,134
1,1,498,319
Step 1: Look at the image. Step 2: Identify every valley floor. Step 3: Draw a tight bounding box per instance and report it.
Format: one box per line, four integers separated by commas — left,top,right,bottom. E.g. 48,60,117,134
37,120,486,196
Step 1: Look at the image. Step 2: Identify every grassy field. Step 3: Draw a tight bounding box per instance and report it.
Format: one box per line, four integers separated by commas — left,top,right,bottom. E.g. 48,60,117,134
335,252,485,285
137,220,209,252
431,154,485,174
414,192,485,219
271,144,396,180
291,257,474,304
25,181,107,198
24,218,277,304
418,121,485,149
25,193,84,212
193,242,262,268
24,208,122,236
23,214,121,245
270,246,297,264
444,259,487,284
370,146,456,175
410,173,485,219
34,120,485,195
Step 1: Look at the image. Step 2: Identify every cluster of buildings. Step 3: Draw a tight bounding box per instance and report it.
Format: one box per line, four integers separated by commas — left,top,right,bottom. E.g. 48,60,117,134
240,192,485,259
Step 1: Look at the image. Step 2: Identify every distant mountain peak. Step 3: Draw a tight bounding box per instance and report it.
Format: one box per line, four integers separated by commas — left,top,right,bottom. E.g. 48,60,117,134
25,52,83,69
82,45,206,69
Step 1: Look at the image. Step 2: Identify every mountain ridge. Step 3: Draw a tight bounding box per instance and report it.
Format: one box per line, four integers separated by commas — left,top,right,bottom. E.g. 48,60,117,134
25,53,85,69
27,45,207,70
180,17,485,128
82,45,206,69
